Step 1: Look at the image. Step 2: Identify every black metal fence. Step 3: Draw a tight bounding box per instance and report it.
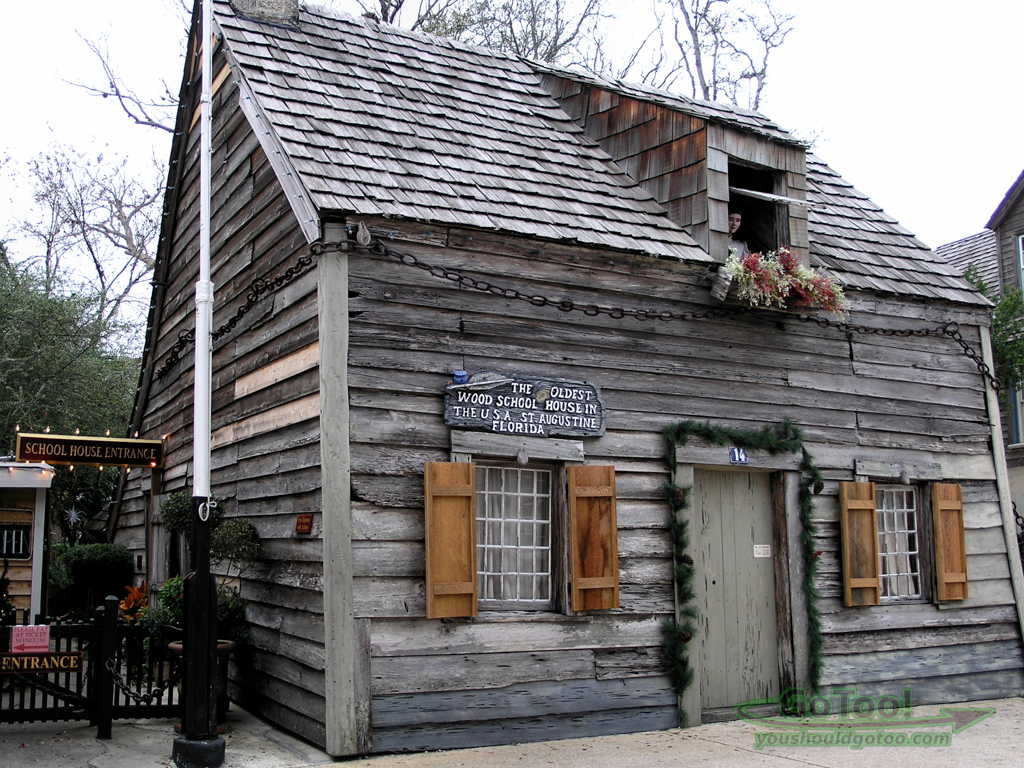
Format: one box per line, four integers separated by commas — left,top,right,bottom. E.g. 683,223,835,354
1,597,181,735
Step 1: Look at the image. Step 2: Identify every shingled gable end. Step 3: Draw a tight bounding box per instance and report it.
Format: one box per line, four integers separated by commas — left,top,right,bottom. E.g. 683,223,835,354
114,0,1024,756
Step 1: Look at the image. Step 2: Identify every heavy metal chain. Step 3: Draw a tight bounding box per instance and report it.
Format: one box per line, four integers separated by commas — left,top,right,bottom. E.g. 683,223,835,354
798,315,1002,395
366,239,749,323
151,236,1002,396
11,672,89,710
154,240,351,379
105,656,182,705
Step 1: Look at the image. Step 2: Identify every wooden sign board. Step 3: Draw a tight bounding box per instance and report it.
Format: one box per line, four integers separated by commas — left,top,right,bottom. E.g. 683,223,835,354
16,433,164,469
1,653,82,674
295,513,313,535
444,372,605,438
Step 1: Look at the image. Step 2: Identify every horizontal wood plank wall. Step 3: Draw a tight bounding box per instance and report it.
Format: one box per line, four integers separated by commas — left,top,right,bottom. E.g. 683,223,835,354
348,216,1023,751
114,64,327,748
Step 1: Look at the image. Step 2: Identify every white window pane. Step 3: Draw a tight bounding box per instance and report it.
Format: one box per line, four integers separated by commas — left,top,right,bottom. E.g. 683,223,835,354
474,467,553,604
875,486,921,599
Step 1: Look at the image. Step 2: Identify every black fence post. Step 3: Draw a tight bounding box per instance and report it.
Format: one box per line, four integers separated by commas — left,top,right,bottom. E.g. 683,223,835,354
94,595,118,740
171,495,224,767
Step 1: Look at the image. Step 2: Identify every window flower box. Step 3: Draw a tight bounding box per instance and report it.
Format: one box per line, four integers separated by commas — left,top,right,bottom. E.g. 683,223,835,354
711,248,849,316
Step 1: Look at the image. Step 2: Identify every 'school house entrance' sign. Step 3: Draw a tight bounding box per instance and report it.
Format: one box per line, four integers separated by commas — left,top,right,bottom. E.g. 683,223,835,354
444,372,605,438
15,433,165,469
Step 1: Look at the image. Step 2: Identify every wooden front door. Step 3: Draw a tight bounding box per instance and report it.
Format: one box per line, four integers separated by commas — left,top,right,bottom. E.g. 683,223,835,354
695,469,779,713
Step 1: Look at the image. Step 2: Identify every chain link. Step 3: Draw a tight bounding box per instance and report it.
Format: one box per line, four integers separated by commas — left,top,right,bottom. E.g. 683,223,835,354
152,235,1001,395
370,239,749,324
797,315,1002,394
153,241,350,379
11,672,89,709
105,656,182,705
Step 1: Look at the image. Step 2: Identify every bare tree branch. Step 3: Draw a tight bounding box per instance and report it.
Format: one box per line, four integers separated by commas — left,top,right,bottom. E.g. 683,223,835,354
17,147,162,335
65,35,177,134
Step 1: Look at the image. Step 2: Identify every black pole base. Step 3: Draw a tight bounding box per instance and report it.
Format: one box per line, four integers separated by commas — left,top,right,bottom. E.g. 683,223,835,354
172,736,226,768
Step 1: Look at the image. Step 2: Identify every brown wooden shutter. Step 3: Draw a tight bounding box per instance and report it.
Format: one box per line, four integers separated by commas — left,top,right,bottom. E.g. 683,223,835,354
424,462,478,619
839,481,881,606
933,483,969,601
568,465,619,611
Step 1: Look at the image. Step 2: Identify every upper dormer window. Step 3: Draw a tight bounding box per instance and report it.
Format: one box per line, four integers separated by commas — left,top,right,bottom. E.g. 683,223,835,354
727,160,789,256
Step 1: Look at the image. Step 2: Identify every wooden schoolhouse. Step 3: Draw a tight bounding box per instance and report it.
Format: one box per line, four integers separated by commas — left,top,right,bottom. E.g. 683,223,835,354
113,0,1024,755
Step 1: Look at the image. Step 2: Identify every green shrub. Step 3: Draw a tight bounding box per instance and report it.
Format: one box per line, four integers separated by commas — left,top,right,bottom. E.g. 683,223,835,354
211,518,261,578
58,543,134,617
160,490,223,543
217,586,249,643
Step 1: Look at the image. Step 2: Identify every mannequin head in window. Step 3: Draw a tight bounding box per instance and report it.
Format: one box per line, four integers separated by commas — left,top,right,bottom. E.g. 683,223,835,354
728,209,743,237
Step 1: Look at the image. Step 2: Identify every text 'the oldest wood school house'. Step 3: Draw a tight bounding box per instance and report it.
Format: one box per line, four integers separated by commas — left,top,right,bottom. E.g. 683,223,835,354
115,0,1024,756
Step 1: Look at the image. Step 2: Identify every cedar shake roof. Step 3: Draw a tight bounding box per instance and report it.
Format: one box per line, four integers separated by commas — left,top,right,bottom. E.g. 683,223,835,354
535,67,984,305
214,1,984,304
805,155,981,304
936,230,999,295
213,1,708,262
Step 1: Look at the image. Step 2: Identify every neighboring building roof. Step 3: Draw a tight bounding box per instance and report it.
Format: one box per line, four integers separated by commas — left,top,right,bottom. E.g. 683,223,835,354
213,1,984,305
935,230,1000,294
987,168,1024,230
213,1,708,262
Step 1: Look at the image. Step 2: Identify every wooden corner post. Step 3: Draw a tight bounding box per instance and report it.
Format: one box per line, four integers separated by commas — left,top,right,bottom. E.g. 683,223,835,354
319,222,370,755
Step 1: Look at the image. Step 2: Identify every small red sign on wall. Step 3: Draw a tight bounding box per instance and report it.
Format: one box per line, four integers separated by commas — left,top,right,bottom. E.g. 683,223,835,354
295,514,313,535
11,625,50,653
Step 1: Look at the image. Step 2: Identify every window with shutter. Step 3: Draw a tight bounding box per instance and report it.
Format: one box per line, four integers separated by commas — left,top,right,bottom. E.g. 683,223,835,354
876,485,923,600
568,465,619,611
475,464,554,609
424,461,477,619
933,483,969,601
839,481,881,606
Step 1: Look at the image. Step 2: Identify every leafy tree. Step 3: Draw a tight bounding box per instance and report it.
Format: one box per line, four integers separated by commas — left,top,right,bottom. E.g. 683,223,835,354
0,253,137,455
962,264,1024,389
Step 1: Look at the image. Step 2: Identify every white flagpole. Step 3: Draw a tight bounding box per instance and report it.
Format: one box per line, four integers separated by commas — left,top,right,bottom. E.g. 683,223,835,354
194,0,214,500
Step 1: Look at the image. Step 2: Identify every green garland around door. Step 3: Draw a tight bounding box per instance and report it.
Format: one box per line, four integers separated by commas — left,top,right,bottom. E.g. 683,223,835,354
661,420,824,723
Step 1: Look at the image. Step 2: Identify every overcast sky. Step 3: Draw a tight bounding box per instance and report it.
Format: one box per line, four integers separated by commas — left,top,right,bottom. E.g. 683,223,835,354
2,0,1021,255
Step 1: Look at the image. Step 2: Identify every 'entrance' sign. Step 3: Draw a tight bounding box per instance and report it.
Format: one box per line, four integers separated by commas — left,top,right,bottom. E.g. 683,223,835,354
1,653,82,674
16,433,164,469
445,372,605,438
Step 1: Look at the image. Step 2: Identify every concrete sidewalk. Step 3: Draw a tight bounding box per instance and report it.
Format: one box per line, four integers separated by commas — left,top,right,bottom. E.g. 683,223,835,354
3,696,1023,767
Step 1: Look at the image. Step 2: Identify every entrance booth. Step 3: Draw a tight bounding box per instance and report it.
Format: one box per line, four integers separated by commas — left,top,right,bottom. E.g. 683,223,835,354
0,460,54,619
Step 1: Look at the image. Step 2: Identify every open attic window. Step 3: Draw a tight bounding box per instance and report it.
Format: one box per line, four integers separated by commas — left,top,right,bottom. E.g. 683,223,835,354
727,161,790,256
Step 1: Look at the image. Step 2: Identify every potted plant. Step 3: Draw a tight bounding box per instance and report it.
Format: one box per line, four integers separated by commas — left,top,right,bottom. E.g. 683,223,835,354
712,247,849,315
151,491,262,720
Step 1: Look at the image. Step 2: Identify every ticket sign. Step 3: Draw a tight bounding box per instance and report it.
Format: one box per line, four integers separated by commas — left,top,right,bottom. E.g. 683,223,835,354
16,433,164,469
11,625,49,653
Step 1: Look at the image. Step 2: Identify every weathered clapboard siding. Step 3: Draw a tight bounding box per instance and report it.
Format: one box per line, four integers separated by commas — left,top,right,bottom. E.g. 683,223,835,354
343,212,1022,748
371,677,678,752
115,51,326,747
123,10,1023,754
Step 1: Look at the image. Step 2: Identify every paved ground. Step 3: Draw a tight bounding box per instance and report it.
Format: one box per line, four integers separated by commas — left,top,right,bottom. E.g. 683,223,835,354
2,696,1022,767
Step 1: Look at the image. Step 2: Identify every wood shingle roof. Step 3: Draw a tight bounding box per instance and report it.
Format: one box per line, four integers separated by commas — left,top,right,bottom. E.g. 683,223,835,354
214,1,708,262
935,230,999,295
213,1,984,305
